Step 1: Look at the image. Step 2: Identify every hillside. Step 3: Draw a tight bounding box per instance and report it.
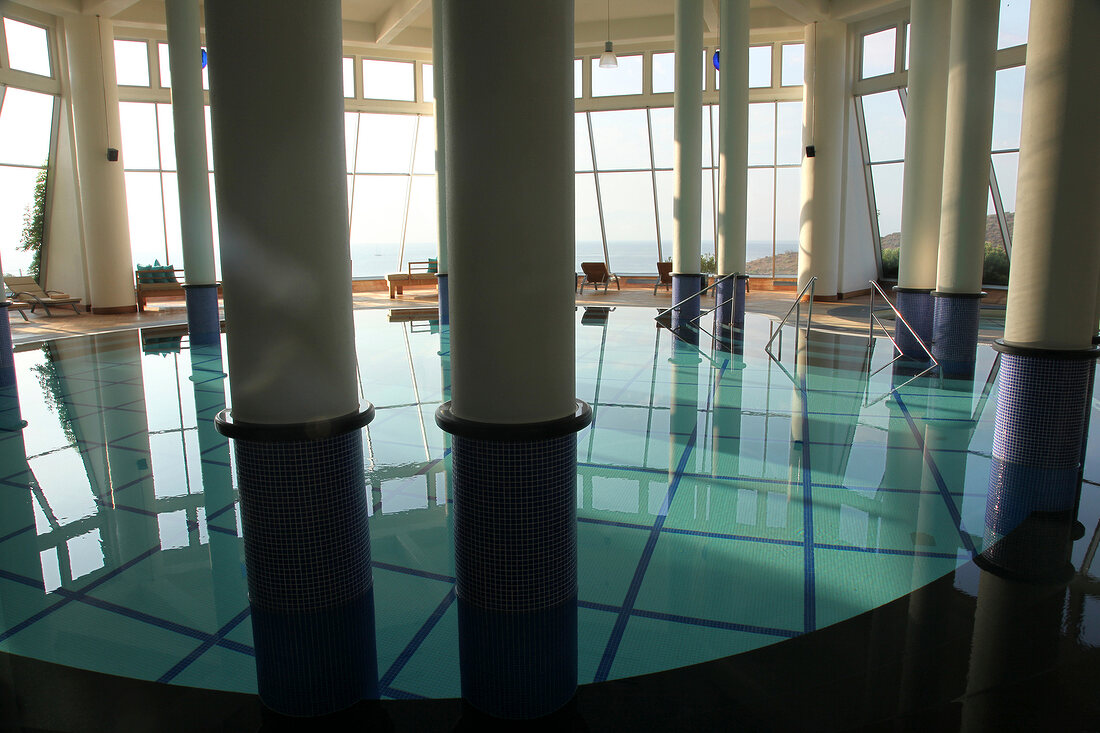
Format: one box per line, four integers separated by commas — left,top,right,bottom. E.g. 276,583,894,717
880,212,1014,250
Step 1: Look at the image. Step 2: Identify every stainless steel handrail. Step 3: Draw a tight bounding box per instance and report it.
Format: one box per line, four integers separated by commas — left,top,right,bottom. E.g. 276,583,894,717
867,281,938,371
654,273,738,324
764,276,817,356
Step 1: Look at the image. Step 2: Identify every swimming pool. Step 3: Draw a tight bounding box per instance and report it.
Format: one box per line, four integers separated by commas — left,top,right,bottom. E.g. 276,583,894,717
0,306,1095,703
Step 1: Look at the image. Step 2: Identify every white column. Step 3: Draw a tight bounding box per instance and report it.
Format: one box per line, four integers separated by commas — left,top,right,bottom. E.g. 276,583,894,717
63,15,136,313
1002,0,1100,350
897,0,951,291
716,0,748,277
205,0,357,424
935,0,999,294
165,0,216,286
445,1,574,424
673,0,703,277
432,0,447,276
797,20,846,298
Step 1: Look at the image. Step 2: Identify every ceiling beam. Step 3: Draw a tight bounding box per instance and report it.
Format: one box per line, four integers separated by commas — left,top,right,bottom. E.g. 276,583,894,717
375,0,430,46
703,0,718,33
81,0,143,18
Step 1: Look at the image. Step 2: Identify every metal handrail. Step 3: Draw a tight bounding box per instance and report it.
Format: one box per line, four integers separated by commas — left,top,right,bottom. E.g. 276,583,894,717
866,281,937,374
764,276,817,356
655,273,738,324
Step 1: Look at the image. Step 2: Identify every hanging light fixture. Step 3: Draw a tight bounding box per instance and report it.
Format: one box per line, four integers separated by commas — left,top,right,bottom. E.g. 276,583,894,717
599,0,618,69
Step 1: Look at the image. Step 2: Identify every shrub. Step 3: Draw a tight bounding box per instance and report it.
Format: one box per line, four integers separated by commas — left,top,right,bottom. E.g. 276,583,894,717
878,243,1010,286
19,165,47,283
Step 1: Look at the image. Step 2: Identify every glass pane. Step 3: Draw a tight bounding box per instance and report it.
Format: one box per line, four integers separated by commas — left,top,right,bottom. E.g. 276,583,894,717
422,63,434,102
349,174,408,277
574,59,582,98
362,59,415,101
156,103,176,170
412,116,435,174
204,105,213,170
576,173,604,267
591,54,642,97
355,113,416,173
992,151,1019,219
998,0,1030,49
748,102,776,166
650,107,673,169
0,166,41,276
575,112,593,172
600,171,657,274
655,170,673,249
861,91,905,162
343,57,355,98
776,101,803,165
118,102,160,169
701,168,716,258
710,105,719,165
590,109,650,170
124,171,166,267
774,167,800,277
403,176,438,266
781,43,804,87
652,52,674,94
4,18,51,76
983,187,1011,285
158,42,171,87
904,24,910,71
0,87,54,166
992,66,1025,151
746,167,775,271
161,171,183,268
861,27,896,79
701,110,712,168
870,162,905,244
208,172,220,277
114,39,150,87
749,45,772,88
344,112,359,171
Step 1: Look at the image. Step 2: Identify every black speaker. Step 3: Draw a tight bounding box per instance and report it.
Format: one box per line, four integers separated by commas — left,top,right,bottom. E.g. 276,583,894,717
805,145,816,158
107,148,119,162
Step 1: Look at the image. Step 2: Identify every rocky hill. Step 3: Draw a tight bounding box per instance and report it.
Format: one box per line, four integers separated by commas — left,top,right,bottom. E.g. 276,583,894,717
880,212,1014,250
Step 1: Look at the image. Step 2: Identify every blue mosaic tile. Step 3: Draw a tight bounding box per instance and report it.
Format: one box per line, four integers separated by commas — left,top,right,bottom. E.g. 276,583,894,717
184,285,221,346
894,291,933,360
932,295,980,377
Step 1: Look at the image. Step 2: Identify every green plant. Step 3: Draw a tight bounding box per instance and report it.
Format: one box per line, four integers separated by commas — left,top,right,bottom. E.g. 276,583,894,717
880,247,899,279
982,242,1011,286
700,253,717,274
19,164,47,283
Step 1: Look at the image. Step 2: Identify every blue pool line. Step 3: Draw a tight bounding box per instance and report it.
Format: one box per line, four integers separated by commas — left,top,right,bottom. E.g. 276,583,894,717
797,366,816,634
893,393,979,557
158,607,252,683
380,587,455,690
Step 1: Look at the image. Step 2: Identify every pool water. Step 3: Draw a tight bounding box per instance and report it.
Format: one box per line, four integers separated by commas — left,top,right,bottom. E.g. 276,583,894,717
0,307,1089,700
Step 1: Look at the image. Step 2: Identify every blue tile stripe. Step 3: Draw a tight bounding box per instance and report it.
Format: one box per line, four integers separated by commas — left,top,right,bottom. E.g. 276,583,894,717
0,524,34,545
379,587,455,688
158,607,252,683
893,392,978,557
372,561,454,585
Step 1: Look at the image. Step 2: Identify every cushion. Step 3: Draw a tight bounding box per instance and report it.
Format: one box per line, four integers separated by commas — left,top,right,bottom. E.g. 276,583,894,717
136,264,156,284
427,258,438,274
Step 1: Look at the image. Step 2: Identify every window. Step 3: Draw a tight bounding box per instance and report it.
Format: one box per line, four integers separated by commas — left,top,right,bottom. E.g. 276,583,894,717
362,59,414,101
0,88,55,277
343,57,355,98
860,28,896,79
748,45,772,88
591,54,642,97
781,44,804,87
4,18,51,77
114,39,150,87
997,0,1030,49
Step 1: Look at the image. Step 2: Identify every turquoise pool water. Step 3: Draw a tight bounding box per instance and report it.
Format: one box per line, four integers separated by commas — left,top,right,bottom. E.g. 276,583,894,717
0,306,1074,699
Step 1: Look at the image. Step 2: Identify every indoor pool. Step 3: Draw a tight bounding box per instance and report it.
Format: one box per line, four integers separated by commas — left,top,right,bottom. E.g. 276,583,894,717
1,306,1097,701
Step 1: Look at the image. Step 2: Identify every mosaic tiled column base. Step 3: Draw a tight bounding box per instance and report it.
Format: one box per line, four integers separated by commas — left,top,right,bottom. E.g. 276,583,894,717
437,400,592,719
183,284,221,346
980,345,1097,582
932,292,983,379
437,273,449,326
894,288,934,360
714,275,747,349
215,406,377,716
0,302,16,392
671,274,703,344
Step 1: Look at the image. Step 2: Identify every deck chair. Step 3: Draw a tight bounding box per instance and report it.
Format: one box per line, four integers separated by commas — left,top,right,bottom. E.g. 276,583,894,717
654,261,673,295
5,276,82,316
579,262,620,294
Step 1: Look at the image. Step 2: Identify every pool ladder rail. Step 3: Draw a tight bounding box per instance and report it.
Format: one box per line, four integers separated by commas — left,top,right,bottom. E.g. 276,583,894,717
763,276,817,362
862,280,941,405
654,272,739,345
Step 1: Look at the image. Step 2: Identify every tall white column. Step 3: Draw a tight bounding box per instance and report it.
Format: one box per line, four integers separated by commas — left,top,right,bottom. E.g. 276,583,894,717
432,0,449,323
797,20,846,299
931,0,999,377
63,15,136,313
672,0,704,332
716,0,749,333
165,0,219,342
894,0,951,355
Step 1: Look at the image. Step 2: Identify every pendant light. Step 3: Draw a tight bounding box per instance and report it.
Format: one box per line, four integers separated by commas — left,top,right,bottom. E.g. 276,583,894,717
599,0,618,69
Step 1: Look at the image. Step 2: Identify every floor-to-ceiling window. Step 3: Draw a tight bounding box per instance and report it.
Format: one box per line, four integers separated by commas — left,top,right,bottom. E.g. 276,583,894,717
0,13,58,280
855,0,1028,286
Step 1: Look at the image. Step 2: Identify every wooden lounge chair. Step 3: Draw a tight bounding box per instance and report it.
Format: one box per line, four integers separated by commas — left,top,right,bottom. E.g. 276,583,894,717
654,261,673,295
5,276,82,317
579,262,619,294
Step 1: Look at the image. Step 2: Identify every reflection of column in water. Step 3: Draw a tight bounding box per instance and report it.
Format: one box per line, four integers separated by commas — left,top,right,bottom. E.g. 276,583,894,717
189,342,247,626
917,375,975,564
710,339,744,484
94,333,158,576
439,322,454,576
669,338,702,480
0,366,46,641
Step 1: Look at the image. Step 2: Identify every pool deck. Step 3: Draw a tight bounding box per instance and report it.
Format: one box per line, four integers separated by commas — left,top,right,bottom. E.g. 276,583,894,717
6,286,1007,347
